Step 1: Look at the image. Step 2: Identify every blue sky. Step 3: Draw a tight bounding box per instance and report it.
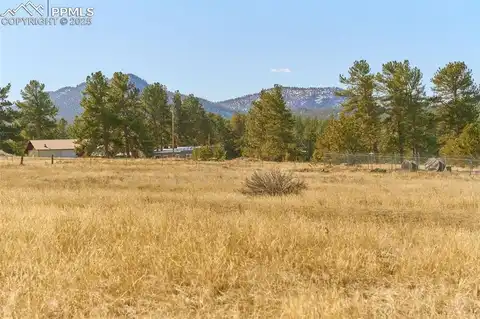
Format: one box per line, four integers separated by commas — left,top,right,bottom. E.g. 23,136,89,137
0,0,479,101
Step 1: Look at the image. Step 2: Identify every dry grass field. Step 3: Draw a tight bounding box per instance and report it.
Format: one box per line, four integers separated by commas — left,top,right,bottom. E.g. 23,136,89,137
1,158,480,318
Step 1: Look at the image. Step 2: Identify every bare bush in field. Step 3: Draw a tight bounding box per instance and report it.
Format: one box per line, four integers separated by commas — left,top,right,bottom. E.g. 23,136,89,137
242,168,307,196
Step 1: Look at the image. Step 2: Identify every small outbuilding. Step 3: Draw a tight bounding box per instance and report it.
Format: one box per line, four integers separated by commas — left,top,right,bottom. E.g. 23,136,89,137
153,146,201,158
25,139,78,158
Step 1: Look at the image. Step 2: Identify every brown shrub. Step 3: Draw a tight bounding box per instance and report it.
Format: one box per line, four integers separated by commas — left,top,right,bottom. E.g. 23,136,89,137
241,169,307,196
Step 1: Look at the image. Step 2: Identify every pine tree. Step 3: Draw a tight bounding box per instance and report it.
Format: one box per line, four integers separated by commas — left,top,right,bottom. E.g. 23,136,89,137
441,122,480,158
16,80,58,140
77,71,113,157
0,84,21,154
313,116,335,161
432,61,480,142
244,85,295,161
141,83,171,150
171,91,182,147
337,60,383,153
242,91,266,158
403,67,435,157
53,118,71,139
178,94,210,146
108,72,151,157
230,113,247,157
314,113,365,156
376,60,431,159
207,112,236,158
294,115,327,161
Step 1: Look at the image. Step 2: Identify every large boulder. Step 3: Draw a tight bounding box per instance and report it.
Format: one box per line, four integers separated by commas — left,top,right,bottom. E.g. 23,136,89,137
401,160,418,171
425,157,446,172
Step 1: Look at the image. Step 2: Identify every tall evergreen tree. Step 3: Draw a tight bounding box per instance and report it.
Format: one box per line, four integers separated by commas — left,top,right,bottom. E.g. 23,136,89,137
441,121,480,158
337,60,383,153
230,113,247,157
305,117,327,160
294,115,327,161
314,113,366,156
244,85,295,161
376,60,431,159
108,72,151,157
178,94,210,146
16,80,58,140
207,112,236,158
432,61,480,142
403,67,435,157
77,71,113,157
0,84,21,154
141,83,171,150
171,90,182,147
53,118,72,139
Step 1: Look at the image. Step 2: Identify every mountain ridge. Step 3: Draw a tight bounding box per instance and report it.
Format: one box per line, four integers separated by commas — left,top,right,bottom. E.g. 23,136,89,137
217,86,344,113
47,74,345,122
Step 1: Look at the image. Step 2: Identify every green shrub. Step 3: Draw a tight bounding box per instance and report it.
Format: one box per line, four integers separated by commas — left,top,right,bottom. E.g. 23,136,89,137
192,146,212,161
212,144,226,160
192,144,226,161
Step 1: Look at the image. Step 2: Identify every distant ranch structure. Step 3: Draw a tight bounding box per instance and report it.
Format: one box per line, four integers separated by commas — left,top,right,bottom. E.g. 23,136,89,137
25,139,78,158
153,146,201,158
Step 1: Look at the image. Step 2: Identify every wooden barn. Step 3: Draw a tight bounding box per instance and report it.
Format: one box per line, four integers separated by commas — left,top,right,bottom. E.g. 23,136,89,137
25,139,78,158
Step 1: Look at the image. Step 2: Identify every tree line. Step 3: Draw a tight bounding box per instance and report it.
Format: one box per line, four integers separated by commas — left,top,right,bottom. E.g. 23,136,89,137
0,71,324,160
315,60,480,161
0,80,67,154
0,61,479,160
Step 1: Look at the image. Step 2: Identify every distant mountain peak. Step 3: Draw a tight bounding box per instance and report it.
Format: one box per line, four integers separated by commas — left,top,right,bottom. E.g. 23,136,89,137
125,73,145,81
217,86,344,114
47,74,344,122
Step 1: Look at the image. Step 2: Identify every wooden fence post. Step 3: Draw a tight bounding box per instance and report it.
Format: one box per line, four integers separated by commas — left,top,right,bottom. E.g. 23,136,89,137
51,154,54,165
20,156,24,165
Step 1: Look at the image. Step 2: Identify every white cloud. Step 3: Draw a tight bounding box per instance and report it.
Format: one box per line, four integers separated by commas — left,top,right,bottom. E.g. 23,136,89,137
270,68,291,73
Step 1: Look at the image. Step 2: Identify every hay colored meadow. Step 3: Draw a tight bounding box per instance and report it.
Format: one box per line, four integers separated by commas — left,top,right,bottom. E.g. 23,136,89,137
1,158,480,318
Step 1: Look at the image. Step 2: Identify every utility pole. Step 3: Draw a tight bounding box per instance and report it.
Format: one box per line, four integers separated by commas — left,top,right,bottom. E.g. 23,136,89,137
171,106,175,155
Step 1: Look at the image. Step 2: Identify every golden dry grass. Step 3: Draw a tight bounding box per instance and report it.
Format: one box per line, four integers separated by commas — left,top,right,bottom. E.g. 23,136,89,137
1,157,480,318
